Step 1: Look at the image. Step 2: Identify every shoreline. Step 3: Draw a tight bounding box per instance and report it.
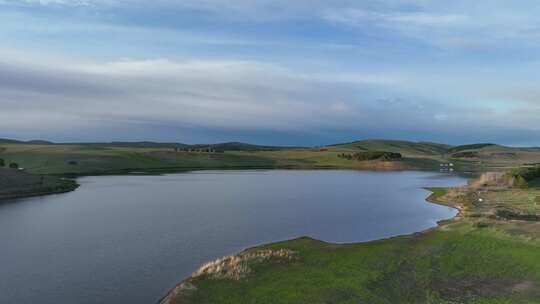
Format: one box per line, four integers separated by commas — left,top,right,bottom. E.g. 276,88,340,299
0,170,80,203
0,167,470,303
0,185,79,202
158,186,466,304
0,165,456,203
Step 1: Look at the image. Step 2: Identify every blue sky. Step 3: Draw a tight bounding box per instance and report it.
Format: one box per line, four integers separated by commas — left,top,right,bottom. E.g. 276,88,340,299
1,1,540,146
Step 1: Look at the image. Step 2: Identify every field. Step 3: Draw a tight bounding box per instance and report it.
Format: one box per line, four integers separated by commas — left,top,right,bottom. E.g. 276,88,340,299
161,177,540,304
0,142,430,176
2,139,540,177
0,144,282,175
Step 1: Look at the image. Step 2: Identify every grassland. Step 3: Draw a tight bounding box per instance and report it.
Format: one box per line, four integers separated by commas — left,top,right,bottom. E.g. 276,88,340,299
2,139,540,200
0,144,283,175
0,141,436,176
2,139,540,177
161,175,540,304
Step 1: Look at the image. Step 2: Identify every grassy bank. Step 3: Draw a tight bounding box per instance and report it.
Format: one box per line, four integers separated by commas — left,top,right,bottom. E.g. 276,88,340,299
161,176,540,304
0,168,78,201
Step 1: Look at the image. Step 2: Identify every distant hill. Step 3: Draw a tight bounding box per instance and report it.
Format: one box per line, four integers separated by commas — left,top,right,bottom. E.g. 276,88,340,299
330,139,451,156
85,141,297,151
2,137,538,157
187,142,299,152
3,137,540,174
328,140,540,165
0,138,53,145
97,141,188,148
0,138,298,151
27,140,53,144
0,138,24,144
448,143,496,153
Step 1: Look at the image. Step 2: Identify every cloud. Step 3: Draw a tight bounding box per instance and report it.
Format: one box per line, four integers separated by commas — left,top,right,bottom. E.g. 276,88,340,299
7,0,540,50
0,55,393,134
2,51,540,144
324,9,468,28
3,1,540,144
5,0,91,6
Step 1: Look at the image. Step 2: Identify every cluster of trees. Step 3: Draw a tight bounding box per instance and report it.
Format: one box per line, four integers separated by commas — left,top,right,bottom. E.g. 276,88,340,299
504,165,540,189
173,147,225,153
0,158,19,169
338,151,402,161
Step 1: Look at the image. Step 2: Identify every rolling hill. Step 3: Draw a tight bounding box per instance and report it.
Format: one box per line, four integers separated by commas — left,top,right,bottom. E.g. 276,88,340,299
329,139,451,156
1,138,540,176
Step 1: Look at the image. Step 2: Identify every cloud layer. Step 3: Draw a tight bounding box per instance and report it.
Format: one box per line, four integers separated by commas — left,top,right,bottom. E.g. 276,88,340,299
2,1,540,145
2,53,539,145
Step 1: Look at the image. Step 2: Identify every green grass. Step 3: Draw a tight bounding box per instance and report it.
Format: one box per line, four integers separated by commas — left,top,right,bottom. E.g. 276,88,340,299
0,144,286,175
173,225,540,304
0,143,443,176
4,140,540,176
164,183,540,304
333,139,451,156
425,187,448,199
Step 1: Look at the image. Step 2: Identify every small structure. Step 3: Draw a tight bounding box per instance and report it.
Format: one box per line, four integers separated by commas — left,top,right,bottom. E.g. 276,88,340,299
440,162,455,172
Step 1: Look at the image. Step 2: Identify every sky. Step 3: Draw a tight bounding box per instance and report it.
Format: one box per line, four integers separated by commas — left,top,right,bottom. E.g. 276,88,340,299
1,1,540,146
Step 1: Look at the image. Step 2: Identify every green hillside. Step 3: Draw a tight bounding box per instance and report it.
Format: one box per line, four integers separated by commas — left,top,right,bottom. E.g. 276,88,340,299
3,139,540,177
332,140,451,156
0,144,286,175
448,143,496,153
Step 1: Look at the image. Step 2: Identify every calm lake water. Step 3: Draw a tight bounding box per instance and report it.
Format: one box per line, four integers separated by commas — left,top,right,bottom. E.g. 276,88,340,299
0,170,466,304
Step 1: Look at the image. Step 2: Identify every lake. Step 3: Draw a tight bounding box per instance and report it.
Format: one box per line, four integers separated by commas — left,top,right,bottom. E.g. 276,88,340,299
0,170,466,304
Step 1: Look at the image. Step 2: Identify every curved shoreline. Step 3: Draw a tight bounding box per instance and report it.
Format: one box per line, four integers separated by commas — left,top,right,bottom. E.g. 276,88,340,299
158,186,465,304
0,168,467,303
0,165,455,203
0,171,80,203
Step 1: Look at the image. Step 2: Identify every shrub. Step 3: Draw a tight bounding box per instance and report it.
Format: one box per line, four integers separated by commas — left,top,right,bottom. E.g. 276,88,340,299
9,162,19,169
504,165,540,189
0,158,4,167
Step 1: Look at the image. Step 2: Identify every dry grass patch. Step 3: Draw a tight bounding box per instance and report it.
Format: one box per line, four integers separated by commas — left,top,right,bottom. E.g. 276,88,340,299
160,249,296,304
192,249,295,281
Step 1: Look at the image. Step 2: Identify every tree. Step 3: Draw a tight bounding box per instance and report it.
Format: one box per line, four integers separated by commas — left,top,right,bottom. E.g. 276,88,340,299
0,158,4,167
9,162,19,169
